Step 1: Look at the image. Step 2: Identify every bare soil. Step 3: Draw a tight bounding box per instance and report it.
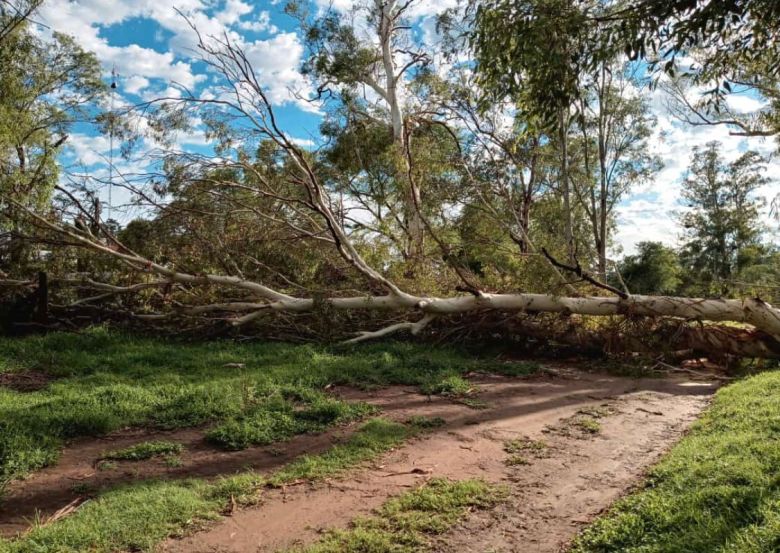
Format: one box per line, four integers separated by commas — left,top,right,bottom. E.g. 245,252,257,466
0,370,52,392
0,368,715,551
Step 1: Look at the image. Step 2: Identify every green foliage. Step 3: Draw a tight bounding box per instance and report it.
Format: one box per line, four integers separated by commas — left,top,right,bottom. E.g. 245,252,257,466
295,478,506,553
405,416,446,430
471,0,595,124
679,142,769,295
619,242,682,295
0,9,105,273
101,441,184,462
572,370,780,553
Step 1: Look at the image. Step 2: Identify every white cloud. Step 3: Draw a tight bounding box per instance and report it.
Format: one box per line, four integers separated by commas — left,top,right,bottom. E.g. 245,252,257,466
124,75,150,95
615,84,780,255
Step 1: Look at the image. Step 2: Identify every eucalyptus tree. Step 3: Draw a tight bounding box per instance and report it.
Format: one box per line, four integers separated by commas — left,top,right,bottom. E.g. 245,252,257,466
0,4,105,273
679,142,770,295
572,62,661,280
290,0,433,260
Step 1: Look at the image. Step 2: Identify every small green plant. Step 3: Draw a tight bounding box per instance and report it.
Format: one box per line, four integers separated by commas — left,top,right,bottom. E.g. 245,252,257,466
504,455,530,466
101,440,183,462
419,375,473,397
504,437,548,456
576,419,601,434
96,460,117,471
163,455,183,468
457,397,490,410
405,416,446,429
576,404,617,418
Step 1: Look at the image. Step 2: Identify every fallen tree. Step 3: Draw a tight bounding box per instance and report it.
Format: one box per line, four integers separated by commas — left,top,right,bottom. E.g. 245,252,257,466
4,22,780,359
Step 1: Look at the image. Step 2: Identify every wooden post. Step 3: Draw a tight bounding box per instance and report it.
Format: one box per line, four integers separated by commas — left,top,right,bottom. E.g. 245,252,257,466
36,271,48,325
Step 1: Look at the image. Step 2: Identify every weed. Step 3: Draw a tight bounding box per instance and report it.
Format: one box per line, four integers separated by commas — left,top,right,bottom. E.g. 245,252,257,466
456,397,490,410
164,455,183,468
419,376,473,397
504,455,530,466
503,438,548,456
405,416,446,429
101,441,183,462
575,419,601,434
576,404,617,418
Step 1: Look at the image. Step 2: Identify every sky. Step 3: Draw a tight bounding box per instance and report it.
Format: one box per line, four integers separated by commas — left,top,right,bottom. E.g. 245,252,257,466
35,0,780,256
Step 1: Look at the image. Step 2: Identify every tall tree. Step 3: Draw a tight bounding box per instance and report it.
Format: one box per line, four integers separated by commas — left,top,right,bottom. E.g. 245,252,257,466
292,0,430,259
619,241,681,295
679,142,769,295
0,5,105,273
573,62,661,280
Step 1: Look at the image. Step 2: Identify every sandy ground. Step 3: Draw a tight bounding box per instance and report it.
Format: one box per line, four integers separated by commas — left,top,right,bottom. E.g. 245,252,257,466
0,369,715,551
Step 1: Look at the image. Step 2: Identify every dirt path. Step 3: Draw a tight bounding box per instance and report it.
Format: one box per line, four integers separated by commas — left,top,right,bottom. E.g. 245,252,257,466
159,371,715,553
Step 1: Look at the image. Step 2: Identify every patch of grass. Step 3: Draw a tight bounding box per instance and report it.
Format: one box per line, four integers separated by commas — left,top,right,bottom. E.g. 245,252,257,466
164,455,183,469
504,455,530,466
546,403,616,438
0,328,539,487
575,418,601,434
419,375,473,397
503,437,548,456
294,478,506,553
456,397,490,410
405,416,446,429
205,391,374,450
0,417,422,553
576,404,617,419
571,370,780,553
101,440,183,462
267,418,416,486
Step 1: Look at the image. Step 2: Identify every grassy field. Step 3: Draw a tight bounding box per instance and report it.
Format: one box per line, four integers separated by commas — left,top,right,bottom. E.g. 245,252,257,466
0,327,537,487
0,328,537,552
572,370,780,553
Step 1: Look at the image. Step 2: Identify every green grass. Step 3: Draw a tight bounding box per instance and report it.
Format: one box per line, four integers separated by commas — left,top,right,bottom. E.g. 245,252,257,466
504,437,548,455
101,441,183,462
571,370,780,553
575,418,602,434
0,418,420,553
293,478,506,553
0,327,539,487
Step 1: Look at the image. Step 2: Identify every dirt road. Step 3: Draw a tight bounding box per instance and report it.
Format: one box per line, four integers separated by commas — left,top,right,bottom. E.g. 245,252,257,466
158,371,714,552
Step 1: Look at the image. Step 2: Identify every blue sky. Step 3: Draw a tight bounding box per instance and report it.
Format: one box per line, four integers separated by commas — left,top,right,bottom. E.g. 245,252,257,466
36,0,779,255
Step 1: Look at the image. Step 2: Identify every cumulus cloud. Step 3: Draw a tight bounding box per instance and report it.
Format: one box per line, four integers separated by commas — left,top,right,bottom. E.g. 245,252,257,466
614,84,780,255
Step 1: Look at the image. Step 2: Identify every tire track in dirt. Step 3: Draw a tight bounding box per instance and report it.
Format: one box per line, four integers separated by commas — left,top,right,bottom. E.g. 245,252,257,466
162,372,715,553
